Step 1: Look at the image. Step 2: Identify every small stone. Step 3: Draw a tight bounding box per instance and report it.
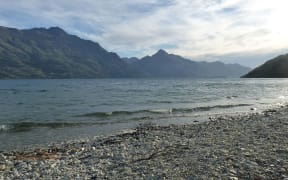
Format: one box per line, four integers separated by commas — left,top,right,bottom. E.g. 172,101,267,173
243,152,251,157
13,169,20,177
229,169,237,175
0,154,6,161
33,172,40,177
0,164,6,171
51,163,57,168
124,167,132,174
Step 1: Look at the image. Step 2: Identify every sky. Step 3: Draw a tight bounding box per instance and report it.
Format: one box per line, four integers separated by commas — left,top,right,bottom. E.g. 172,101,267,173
0,0,288,67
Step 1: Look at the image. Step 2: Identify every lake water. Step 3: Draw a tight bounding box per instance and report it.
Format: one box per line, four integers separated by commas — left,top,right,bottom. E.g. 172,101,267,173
1,78,288,150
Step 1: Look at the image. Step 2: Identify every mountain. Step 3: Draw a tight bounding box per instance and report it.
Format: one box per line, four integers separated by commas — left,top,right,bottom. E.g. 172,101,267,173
0,26,139,78
122,57,139,64
243,54,288,78
130,49,251,78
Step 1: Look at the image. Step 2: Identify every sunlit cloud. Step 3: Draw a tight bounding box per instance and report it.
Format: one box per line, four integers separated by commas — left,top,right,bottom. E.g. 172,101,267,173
0,0,287,67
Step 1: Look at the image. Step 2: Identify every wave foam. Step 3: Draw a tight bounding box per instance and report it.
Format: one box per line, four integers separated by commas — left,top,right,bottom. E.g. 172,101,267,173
78,104,251,118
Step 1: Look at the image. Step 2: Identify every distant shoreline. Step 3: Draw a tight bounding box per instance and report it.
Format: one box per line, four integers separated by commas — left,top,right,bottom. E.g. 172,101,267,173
1,106,288,178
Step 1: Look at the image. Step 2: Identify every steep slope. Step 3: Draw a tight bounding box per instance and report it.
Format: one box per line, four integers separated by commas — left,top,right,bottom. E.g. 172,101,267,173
131,50,251,78
243,54,288,78
0,26,138,78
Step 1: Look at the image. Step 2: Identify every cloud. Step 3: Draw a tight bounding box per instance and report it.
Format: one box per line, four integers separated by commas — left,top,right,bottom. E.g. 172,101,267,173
0,0,287,64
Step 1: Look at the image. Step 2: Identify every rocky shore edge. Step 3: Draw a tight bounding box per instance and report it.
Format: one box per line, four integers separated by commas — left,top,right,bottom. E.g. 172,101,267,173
1,106,288,179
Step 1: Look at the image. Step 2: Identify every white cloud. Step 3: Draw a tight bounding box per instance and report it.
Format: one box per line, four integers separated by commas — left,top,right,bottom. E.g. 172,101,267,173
0,0,287,64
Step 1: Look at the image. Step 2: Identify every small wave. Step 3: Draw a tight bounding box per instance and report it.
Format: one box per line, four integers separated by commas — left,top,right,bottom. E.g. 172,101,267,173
275,102,286,107
226,95,238,99
78,108,174,118
0,89,48,94
174,104,251,113
0,122,83,133
148,100,194,104
199,104,251,110
80,111,134,117
148,100,173,104
0,88,19,94
278,96,286,99
37,89,48,93
78,104,251,118
0,124,11,131
146,109,173,113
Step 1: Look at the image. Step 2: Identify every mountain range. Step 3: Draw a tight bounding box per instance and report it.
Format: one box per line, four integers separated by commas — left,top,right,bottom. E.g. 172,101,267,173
0,26,251,79
127,49,250,78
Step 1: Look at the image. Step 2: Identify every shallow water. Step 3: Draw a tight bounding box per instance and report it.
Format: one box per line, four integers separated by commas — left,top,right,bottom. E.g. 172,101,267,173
1,78,288,150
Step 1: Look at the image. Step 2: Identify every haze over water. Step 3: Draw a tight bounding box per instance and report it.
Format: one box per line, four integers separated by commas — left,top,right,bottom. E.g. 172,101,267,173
1,78,288,150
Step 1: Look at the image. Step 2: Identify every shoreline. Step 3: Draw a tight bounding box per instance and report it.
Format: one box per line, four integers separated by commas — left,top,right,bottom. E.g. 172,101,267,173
1,106,288,178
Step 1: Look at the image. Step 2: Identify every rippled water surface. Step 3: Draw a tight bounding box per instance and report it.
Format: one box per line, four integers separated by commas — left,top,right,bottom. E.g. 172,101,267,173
1,78,288,150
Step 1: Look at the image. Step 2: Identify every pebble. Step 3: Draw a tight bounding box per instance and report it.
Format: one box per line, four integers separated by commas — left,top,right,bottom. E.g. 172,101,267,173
0,164,6,171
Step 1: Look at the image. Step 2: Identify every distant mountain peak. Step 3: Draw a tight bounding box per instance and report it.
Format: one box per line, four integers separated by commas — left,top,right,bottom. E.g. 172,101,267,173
49,26,64,31
28,26,66,35
48,26,66,35
155,49,169,56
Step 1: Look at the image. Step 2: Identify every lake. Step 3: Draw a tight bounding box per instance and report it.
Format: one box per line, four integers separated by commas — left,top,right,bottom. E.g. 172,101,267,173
1,78,288,150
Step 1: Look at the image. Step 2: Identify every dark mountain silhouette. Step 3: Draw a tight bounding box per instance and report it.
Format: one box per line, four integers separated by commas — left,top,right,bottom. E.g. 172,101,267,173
131,49,250,78
0,26,139,78
243,54,288,78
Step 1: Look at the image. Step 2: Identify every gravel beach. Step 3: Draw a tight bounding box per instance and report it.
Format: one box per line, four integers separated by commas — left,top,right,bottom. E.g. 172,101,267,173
1,107,288,179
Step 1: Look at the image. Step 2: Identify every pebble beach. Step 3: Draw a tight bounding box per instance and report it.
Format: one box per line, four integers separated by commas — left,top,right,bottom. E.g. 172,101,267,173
1,107,288,179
